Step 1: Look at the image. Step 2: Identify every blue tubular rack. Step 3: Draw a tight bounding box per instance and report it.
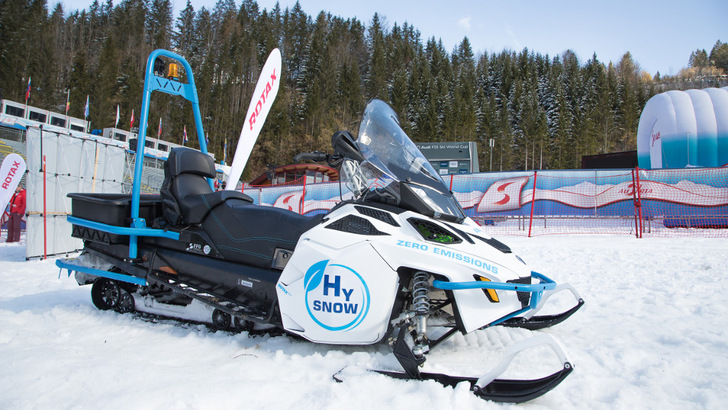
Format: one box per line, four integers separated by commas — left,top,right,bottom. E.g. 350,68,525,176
64,50,208,260
432,271,556,327
432,271,556,292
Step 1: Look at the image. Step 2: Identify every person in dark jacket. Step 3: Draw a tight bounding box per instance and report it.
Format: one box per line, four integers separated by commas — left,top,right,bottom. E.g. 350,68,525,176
7,185,26,243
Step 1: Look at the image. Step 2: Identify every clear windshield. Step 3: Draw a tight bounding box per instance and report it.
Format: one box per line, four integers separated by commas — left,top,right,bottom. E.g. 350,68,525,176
347,99,465,222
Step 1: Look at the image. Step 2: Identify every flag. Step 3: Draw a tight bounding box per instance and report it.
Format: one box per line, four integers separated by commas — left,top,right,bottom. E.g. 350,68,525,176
84,95,89,119
183,126,188,144
205,132,209,146
130,109,135,130
157,118,162,138
223,138,228,164
25,77,31,101
65,90,70,115
115,105,120,128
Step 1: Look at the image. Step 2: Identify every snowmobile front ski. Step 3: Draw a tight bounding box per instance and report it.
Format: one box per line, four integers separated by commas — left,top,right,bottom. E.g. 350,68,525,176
499,281,584,330
379,330,573,404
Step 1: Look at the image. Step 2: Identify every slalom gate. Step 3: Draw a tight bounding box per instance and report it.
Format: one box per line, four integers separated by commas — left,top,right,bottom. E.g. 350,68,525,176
246,167,728,238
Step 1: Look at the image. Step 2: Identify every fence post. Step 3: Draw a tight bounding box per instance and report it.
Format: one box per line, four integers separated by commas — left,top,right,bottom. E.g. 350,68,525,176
299,175,307,215
631,169,638,238
634,167,643,238
528,171,538,237
42,154,47,260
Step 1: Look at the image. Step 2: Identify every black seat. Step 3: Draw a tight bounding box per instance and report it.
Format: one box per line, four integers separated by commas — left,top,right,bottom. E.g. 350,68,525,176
202,198,323,268
160,147,252,225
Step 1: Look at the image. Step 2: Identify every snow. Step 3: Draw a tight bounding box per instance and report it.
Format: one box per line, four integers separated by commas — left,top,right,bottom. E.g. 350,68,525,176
1,234,727,409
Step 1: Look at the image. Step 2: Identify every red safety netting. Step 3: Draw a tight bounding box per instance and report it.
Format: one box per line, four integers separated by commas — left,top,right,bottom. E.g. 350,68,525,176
635,167,728,238
252,167,728,239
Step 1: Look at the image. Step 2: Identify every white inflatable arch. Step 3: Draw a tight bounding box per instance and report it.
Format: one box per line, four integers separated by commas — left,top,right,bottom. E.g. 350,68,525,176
637,87,728,169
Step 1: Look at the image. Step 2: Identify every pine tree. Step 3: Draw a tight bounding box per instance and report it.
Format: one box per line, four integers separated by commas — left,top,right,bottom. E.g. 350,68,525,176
365,13,388,100
689,49,709,68
174,1,196,58
710,40,728,72
147,0,173,49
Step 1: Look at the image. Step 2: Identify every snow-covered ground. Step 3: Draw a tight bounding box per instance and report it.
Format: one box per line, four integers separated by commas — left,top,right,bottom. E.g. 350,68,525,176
1,234,727,409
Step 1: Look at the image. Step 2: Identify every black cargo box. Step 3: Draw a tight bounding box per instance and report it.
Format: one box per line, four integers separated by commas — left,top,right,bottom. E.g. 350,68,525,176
69,193,162,244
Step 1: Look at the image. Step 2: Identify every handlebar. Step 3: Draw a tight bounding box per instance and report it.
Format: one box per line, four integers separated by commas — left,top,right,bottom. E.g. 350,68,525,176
293,152,329,163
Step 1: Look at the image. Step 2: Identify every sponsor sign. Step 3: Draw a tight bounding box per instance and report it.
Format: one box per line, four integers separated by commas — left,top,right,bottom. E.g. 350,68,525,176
0,154,26,213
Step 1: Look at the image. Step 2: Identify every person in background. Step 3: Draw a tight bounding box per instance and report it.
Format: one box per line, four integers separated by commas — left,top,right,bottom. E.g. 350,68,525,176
7,185,26,243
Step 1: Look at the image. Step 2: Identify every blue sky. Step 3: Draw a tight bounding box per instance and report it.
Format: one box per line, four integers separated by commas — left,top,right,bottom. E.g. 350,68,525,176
58,0,728,76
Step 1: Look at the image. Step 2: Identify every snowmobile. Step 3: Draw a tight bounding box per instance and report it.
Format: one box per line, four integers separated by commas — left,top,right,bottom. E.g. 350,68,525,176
57,50,583,403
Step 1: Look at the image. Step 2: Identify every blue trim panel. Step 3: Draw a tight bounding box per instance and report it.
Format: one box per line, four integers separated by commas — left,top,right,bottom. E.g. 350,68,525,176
67,215,181,240
56,259,147,286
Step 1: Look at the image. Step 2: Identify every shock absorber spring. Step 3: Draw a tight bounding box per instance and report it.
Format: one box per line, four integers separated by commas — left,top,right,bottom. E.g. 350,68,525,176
411,271,431,357
412,271,431,315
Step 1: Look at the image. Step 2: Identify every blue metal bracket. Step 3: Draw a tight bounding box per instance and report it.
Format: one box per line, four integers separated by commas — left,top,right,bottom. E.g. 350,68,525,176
432,271,559,327
432,271,557,293
56,258,147,286
148,77,198,102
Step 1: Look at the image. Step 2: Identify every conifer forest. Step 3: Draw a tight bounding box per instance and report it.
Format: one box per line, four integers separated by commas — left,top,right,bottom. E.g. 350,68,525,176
1,0,727,178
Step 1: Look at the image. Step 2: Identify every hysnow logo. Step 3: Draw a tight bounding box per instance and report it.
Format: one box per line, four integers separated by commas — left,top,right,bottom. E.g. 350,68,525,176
304,260,370,331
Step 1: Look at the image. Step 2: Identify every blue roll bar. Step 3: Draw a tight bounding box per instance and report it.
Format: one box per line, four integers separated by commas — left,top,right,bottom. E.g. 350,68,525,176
68,50,208,259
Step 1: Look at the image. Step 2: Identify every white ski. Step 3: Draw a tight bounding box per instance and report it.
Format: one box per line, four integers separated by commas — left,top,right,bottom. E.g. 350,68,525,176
226,48,282,191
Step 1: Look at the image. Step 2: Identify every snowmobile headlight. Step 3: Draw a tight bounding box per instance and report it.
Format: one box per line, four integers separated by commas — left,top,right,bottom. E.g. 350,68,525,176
474,275,499,303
